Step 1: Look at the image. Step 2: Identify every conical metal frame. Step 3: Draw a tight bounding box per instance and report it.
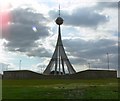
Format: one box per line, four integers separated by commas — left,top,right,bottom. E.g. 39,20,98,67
43,25,76,75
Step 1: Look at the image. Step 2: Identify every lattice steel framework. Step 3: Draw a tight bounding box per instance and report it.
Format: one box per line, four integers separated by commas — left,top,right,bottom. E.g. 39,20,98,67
43,7,76,75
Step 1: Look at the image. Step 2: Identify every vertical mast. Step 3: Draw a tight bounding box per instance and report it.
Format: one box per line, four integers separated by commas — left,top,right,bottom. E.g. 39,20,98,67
107,53,109,70
58,4,61,75
43,5,76,75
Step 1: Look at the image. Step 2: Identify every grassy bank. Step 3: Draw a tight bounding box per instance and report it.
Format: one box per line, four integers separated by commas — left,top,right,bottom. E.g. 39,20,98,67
2,78,119,99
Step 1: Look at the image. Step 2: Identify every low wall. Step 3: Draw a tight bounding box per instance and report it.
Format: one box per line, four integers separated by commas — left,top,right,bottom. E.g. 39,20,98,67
3,70,117,79
3,70,42,79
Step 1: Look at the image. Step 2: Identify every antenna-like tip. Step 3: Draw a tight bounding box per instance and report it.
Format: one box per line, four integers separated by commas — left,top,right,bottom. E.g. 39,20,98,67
55,4,63,25
59,4,60,16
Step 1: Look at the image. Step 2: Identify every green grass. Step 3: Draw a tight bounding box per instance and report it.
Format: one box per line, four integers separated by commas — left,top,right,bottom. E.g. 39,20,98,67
2,78,119,99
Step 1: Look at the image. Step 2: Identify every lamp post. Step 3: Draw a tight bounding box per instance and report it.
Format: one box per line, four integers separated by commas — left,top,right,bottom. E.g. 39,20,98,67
106,53,109,70
88,63,90,70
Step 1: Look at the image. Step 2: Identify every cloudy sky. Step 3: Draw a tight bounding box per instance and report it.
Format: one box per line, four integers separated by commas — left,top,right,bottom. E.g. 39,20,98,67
0,0,119,76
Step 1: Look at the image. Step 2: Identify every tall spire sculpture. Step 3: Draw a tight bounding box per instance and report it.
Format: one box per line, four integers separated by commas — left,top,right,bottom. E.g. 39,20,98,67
43,6,76,75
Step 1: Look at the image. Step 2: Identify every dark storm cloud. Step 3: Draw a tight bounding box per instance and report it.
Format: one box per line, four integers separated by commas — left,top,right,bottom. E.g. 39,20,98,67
63,38,118,69
26,47,51,57
11,8,47,25
64,38,117,58
49,6,109,27
63,8,109,27
2,7,51,57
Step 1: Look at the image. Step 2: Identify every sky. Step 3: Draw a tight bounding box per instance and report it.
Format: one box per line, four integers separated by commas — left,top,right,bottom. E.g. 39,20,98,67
0,0,119,77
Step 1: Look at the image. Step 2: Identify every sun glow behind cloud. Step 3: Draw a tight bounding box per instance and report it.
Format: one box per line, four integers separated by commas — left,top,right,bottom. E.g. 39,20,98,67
0,1,12,30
